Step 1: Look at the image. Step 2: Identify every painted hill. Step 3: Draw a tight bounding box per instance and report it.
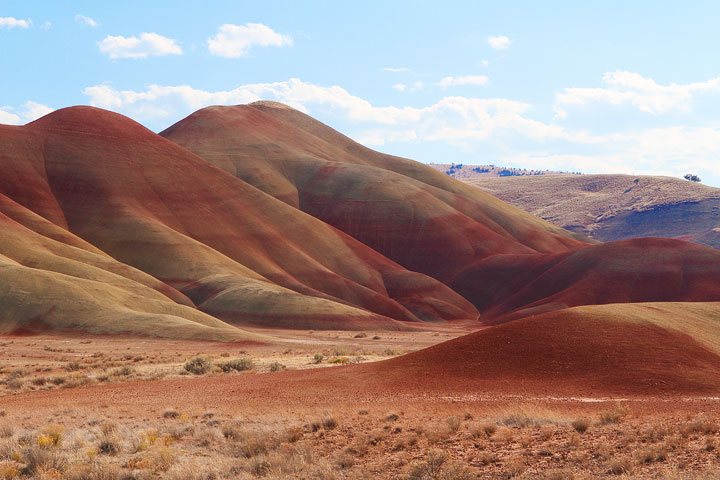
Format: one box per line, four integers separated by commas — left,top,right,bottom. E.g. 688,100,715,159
462,174,720,248
2,104,720,341
0,106,478,338
161,102,720,322
161,103,589,285
450,237,720,323
352,301,720,395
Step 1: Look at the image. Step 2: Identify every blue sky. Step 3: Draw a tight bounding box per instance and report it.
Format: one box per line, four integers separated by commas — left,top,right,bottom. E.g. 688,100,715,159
3,1,720,186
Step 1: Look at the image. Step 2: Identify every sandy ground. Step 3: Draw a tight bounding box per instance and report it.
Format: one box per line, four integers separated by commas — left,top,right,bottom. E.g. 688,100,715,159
3,331,720,479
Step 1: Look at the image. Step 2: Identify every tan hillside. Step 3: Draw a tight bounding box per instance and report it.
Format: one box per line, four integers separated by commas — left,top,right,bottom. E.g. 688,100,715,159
462,173,720,247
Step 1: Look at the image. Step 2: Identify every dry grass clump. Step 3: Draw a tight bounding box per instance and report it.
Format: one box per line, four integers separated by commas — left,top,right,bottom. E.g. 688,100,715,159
571,418,590,434
544,468,575,480
328,357,349,365
37,424,65,448
308,412,337,432
231,430,277,458
5,379,23,391
500,406,565,428
606,457,632,475
184,356,212,375
634,445,668,464
334,451,355,469
63,372,93,388
539,425,555,441
469,422,497,438
132,445,176,472
66,361,82,372
269,362,286,372
163,409,181,419
392,433,418,452
97,421,121,455
681,415,718,436
406,449,473,480
20,444,67,475
598,404,629,425
445,416,462,433
193,426,223,447
505,455,528,478
216,357,254,373
422,423,453,444
312,353,324,364
492,427,515,443
221,421,244,440
109,366,135,377
0,424,12,439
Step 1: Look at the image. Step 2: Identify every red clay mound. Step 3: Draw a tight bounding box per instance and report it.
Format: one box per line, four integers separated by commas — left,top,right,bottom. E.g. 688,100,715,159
328,306,720,396
0,106,478,335
449,237,720,323
161,104,588,284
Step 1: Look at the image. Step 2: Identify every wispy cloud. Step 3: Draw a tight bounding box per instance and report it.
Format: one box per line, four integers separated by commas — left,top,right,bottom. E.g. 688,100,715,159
392,83,406,92
488,35,511,50
207,23,292,58
556,70,720,115
0,16,31,28
75,14,98,27
98,33,183,59
382,67,410,72
437,75,489,87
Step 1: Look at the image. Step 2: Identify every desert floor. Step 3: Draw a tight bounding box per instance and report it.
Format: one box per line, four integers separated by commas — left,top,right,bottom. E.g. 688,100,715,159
2,331,720,479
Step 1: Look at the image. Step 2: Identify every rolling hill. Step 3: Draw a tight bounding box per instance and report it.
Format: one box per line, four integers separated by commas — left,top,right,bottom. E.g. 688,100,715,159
0,106,477,338
2,103,720,348
161,102,720,322
462,173,720,248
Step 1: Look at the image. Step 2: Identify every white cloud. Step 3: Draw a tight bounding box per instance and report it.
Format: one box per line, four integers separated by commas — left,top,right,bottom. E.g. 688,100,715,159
80,72,720,185
40,21,51,30
207,23,292,58
438,75,489,87
488,35,511,50
556,70,720,115
22,101,54,121
480,60,489,67
98,33,182,59
392,83,406,92
0,16,31,28
383,67,409,72
75,14,98,27
81,79,562,145
0,101,53,125
0,108,20,124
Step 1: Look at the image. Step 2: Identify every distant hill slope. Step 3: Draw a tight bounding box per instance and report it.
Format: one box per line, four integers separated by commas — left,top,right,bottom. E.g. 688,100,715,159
428,163,580,179
461,174,720,248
